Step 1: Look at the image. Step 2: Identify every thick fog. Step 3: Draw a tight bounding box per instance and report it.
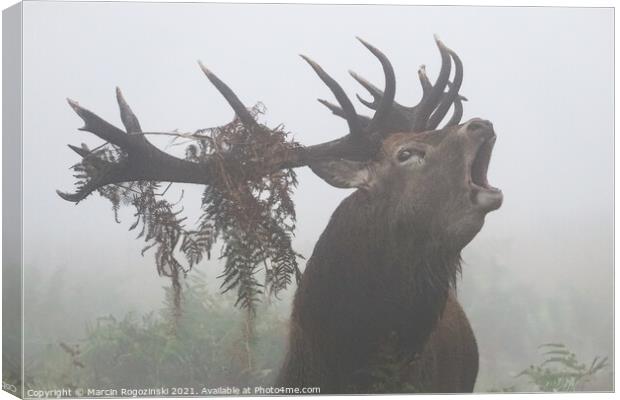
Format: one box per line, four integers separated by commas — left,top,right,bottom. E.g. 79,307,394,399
18,2,612,391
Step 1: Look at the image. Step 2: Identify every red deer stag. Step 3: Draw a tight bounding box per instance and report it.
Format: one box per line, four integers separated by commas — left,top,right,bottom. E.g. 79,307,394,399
58,37,502,394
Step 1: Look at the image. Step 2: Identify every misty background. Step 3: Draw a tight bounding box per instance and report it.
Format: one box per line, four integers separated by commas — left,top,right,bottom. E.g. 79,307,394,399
17,2,613,391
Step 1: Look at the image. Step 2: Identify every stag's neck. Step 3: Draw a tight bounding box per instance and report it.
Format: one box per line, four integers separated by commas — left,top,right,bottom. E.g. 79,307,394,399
297,190,463,363
317,189,462,292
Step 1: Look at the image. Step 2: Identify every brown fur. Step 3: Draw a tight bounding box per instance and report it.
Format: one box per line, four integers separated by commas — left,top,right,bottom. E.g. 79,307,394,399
408,291,478,392
277,120,500,393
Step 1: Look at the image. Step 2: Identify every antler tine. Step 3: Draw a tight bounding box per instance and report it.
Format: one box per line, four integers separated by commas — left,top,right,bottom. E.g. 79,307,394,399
300,55,362,136
318,98,346,117
67,144,91,158
412,35,452,131
318,99,372,127
356,37,396,134
116,87,143,134
67,98,131,148
198,61,258,128
417,65,432,97
444,93,468,128
57,180,109,203
356,94,376,109
426,47,463,130
349,70,383,109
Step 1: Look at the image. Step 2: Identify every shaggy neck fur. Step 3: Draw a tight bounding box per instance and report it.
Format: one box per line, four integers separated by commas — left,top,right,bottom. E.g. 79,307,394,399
321,188,462,294
279,189,464,392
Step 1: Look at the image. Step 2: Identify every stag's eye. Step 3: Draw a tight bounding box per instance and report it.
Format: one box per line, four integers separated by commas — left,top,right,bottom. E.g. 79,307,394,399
397,148,425,164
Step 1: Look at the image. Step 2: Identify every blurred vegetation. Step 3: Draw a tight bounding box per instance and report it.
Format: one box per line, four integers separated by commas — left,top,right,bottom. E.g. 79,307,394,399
459,244,613,392
514,343,608,392
488,343,609,393
22,271,289,392
13,253,611,394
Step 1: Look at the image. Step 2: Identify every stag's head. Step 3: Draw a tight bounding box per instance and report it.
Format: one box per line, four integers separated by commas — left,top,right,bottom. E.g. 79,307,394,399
303,37,502,248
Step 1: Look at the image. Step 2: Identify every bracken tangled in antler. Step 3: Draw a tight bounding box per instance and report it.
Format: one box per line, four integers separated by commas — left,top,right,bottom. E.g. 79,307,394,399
63,96,302,316
190,104,302,310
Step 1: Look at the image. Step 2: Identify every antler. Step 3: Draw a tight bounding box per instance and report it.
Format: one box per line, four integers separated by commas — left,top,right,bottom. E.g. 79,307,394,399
298,37,396,160
58,38,396,202
322,35,467,133
58,90,215,203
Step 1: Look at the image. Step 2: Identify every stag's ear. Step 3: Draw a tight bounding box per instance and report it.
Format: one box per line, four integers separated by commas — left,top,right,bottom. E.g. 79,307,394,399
310,159,372,189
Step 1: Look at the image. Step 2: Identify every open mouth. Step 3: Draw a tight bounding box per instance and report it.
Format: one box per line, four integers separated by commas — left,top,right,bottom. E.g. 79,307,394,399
469,135,502,209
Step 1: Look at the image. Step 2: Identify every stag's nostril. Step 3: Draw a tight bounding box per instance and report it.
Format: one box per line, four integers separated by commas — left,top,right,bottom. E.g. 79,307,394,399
466,119,492,132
